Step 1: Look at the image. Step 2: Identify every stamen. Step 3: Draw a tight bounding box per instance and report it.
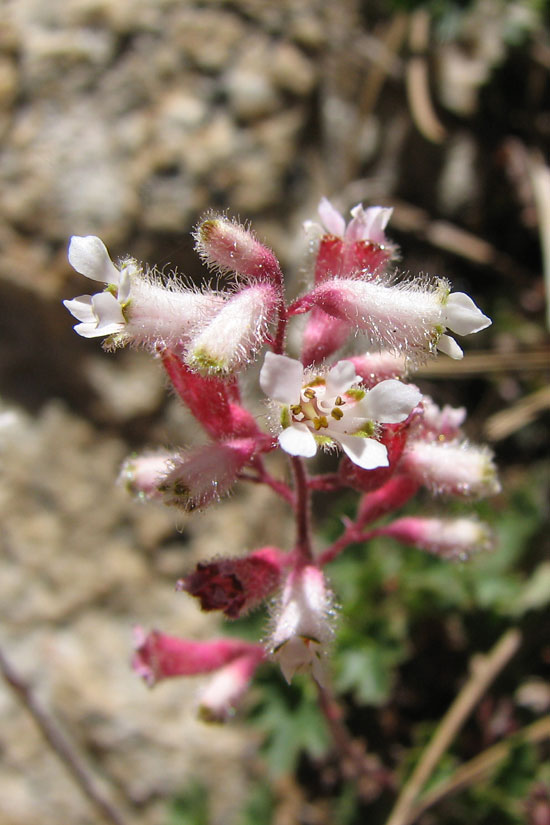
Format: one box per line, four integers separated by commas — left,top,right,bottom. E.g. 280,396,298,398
304,388,316,400
313,416,328,430
331,408,344,420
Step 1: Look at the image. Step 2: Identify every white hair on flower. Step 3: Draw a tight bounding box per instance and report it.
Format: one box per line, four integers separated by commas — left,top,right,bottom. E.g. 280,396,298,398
260,352,421,470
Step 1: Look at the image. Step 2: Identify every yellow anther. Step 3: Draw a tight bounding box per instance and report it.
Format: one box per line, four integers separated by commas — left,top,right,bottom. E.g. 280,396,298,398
313,416,328,430
304,388,316,400
331,407,344,420
290,404,302,415
334,396,344,406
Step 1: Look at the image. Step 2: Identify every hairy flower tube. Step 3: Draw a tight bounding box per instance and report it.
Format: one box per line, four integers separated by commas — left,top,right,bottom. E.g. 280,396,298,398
260,353,421,470
64,235,224,348
401,439,501,498
186,283,280,376
300,276,491,360
378,516,496,561
269,565,335,686
132,627,264,687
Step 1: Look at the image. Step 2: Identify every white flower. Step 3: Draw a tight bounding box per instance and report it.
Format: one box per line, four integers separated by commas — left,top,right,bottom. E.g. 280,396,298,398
309,197,393,246
269,566,334,686
64,235,225,347
438,291,493,358
63,235,134,338
260,353,421,470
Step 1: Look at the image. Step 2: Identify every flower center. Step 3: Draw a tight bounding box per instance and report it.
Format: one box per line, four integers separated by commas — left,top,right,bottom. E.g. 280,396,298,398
288,380,348,432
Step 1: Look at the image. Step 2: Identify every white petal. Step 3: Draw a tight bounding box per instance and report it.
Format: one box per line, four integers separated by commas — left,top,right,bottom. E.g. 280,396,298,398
360,379,421,423
68,236,120,284
260,352,304,403
74,321,119,338
437,334,463,359
91,291,126,328
318,197,346,237
444,292,491,335
279,423,317,458
326,360,357,397
365,206,392,244
117,267,132,303
337,434,389,470
63,295,95,323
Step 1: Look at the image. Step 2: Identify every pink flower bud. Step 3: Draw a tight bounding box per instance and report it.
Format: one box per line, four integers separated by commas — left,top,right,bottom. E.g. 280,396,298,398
194,215,282,283
268,566,335,686
119,451,178,500
177,546,286,618
157,437,259,511
132,627,261,686
186,284,280,376
401,440,501,498
198,650,265,723
161,349,260,438
378,516,495,561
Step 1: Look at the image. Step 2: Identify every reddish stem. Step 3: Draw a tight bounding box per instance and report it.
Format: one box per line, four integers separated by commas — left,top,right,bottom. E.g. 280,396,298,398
291,456,313,563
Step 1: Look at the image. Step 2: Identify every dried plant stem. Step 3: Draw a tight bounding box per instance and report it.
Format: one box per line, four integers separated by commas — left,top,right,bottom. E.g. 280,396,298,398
0,642,131,825
407,715,550,824
384,627,522,825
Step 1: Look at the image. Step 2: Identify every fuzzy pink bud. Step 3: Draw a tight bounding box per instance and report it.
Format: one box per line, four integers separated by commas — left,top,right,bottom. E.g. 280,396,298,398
186,283,280,376
132,628,261,687
195,215,282,283
158,437,259,511
269,566,335,686
198,650,266,723
119,451,178,500
415,397,467,441
177,546,286,618
161,349,260,438
378,516,495,561
401,440,501,498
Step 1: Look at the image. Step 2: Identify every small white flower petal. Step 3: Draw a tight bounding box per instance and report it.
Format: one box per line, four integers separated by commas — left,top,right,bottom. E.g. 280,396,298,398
318,197,346,238
68,235,120,285
73,321,116,338
444,292,491,335
437,334,463,359
326,360,357,397
117,267,132,303
92,291,126,328
360,379,421,424
260,352,304,404
63,295,95,323
337,434,389,470
279,423,318,458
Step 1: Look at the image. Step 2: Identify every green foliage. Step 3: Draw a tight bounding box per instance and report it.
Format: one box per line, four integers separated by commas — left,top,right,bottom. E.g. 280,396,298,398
169,781,210,825
248,673,331,776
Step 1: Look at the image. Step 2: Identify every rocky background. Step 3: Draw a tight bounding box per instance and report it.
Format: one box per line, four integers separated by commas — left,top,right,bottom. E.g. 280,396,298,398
0,1,548,823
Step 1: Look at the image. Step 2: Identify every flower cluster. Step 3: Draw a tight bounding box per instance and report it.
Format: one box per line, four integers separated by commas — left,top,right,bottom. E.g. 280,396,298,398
64,198,498,719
